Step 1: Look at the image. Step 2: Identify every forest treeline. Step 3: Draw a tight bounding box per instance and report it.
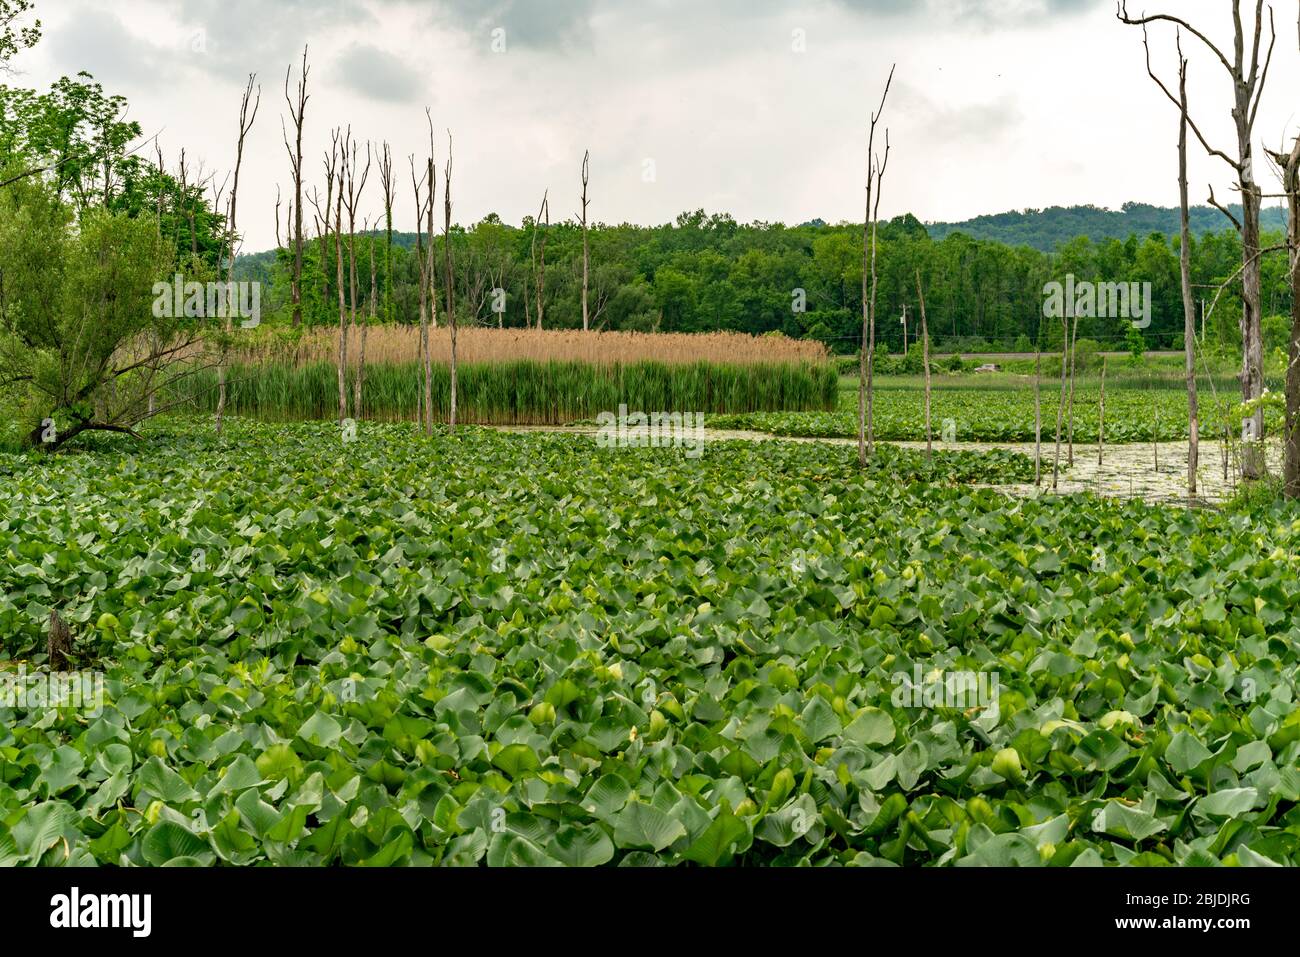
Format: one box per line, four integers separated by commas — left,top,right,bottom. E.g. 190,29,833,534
926,201,1287,252
237,207,1296,355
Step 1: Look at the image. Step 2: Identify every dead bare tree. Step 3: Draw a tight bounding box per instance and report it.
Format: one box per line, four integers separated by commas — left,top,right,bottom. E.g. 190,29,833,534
176,150,201,259
1098,356,1108,466
1053,316,1068,490
444,130,458,431
379,142,395,329
342,138,372,416
1265,11,1300,497
1175,44,1200,498
1133,26,1201,497
1120,1,1277,480
423,111,439,337
532,191,549,330
409,152,432,433
282,46,309,328
274,184,284,249
307,136,340,333
916,269,932,461
426,155,439,334
330,128,349,424
215,74,260,438
1065,315,1079,465
355,216,373,417
858,64,895,468
368,216,378,402
1034,345,1043,487
1283,140,1300,496
580,149,591,332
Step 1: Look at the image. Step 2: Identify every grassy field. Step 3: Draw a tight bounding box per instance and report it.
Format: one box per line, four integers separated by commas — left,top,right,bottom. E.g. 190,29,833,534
1,419,1296,866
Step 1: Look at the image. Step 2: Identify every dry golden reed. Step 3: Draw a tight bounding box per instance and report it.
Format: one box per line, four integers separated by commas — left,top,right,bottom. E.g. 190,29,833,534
235,327,830,368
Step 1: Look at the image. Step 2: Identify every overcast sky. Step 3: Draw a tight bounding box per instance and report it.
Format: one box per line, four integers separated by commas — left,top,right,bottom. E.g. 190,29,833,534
13,0,1300,251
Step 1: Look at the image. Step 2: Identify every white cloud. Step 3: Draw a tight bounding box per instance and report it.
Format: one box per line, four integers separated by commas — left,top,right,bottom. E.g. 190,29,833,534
12,0,1295,251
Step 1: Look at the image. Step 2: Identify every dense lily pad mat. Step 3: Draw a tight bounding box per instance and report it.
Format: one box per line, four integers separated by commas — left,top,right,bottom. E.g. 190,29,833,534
0,419,1296,866
711,387,1284,444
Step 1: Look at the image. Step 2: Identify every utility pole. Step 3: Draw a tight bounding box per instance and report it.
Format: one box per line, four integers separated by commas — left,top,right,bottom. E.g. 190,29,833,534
901,304,909,354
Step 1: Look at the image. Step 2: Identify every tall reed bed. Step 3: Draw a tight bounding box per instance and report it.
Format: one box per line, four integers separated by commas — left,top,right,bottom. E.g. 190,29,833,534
181,358,838,424
231,326,830,368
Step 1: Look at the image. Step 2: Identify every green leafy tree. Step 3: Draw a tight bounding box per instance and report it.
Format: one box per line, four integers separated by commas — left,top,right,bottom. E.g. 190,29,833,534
0,177,204,448
0,0,39,71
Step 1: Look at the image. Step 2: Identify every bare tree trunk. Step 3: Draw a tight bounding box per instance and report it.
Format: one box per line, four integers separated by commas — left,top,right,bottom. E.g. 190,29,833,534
867,143,889,461
1053,318,1068,490
445,131,458,431
426,156,438,415
308,137,339,332
335,165,348,424
354,218,373,417
1223,418,1230,481
581,149,590,332
1098,356,1107,466
341,138,371,416
1034,347,1043,486
858,67,894,467
1153,378,1160,472
380,143,394,329
1120,3,1276,481
216,75,260,438
410,155,430,434
916,269,932,461
1066,314,1079,465
284,47,309,328
534,191,549,331
1286,183,1300,495
1178,54,1199,499
1240,173,1266,478
1270,12,1300,496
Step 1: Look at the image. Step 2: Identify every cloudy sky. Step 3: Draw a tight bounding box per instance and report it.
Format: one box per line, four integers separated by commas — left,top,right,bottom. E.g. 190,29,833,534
13,0,1300,250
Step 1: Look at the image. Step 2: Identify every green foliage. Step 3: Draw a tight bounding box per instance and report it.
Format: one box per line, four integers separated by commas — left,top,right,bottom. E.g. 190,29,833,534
0,419,1294,866
0,176,179,444
927,201,1286,251
0,0,39,67
180,359,839,424
0,70,226,263
1072,338,1101,372
712,385,1282,444
1224,473,1286,513
235,206,1281,358
1261,314,1292,354
1125,325,1147,361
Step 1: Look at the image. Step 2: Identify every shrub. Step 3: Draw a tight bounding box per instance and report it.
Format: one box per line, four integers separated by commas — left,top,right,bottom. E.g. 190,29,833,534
1072,338,1101,372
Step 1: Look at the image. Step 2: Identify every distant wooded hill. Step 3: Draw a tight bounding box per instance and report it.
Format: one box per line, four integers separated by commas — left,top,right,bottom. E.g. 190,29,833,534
925,202,1287,251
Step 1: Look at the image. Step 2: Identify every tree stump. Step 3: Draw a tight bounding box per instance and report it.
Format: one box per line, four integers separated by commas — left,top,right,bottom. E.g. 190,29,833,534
48,610,72,671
